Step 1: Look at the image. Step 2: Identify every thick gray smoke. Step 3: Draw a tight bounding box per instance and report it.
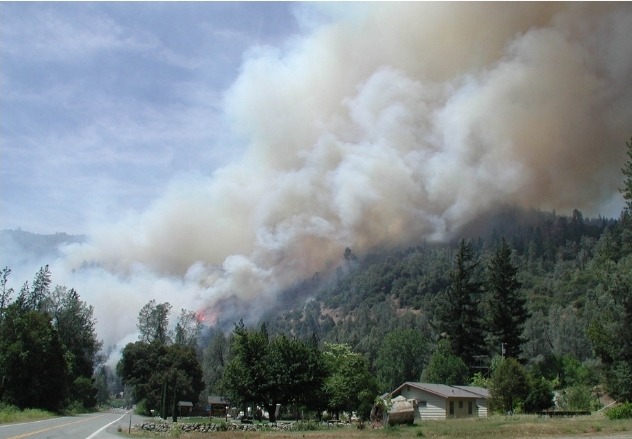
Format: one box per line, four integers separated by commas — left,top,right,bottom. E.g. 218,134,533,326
55,3,631,347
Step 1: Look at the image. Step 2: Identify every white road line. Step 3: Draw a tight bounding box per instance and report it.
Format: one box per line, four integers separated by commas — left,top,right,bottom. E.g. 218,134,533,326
85,411,130,439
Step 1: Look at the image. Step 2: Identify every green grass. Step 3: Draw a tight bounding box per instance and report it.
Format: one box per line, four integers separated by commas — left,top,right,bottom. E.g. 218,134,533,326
0,405,56,424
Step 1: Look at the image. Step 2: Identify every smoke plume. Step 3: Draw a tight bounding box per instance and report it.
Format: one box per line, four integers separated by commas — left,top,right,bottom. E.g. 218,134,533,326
55,3,631,347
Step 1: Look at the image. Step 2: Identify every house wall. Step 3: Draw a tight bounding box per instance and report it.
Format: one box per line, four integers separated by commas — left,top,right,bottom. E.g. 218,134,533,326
446,398,478,419
477,398,488,417
398,386,446,421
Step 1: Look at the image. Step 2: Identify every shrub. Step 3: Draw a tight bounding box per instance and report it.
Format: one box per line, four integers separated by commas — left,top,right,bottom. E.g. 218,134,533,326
292,420,320,431
606,402,632,420
134,399,150,416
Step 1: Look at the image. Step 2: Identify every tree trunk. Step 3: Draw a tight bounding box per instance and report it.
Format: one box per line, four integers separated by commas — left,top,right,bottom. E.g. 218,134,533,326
266,403,277,423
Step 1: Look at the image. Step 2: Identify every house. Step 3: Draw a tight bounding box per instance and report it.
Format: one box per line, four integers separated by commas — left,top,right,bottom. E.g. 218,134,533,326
389,382,489,422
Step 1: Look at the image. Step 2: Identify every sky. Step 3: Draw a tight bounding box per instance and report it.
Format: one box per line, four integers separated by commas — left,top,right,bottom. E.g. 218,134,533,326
1,2,632,354
1,2,302,234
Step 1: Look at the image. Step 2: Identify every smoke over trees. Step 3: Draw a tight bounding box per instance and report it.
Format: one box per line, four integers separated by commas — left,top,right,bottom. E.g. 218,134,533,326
50,3,631,348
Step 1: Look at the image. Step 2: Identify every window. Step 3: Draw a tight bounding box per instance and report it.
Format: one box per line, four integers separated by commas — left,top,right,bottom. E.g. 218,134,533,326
449,401,454,415
419,401,427,408
468,401,473,415
459,401,463,409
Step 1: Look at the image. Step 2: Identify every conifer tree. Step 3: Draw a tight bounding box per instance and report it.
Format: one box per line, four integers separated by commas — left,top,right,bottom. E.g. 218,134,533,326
619,137,632,212
436,239,485,369
487,238,529,359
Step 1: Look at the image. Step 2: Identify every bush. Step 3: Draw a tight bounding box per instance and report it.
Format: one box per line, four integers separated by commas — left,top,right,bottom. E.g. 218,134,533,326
558,385,594,411
135,399,150,416
606,402,632,420
292,420,320,431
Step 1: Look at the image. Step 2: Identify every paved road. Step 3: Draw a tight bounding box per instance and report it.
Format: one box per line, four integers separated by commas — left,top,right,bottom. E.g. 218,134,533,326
0,409,147,439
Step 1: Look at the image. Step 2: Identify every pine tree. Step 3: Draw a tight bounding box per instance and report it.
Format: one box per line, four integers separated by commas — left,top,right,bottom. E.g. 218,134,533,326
436,240,485,369
619,137,632,212
487,238,529,359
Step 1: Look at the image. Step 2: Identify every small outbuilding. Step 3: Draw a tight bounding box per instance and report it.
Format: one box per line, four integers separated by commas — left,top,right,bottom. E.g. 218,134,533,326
208,395,231,417
178,401,193,416
390,382,489,422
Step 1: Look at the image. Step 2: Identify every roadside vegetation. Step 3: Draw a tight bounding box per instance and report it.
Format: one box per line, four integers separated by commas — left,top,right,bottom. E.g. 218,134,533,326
0,403,55,424
120,414,632,439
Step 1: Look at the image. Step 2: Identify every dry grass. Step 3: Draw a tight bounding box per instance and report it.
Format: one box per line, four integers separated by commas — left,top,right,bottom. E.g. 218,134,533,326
124,414,632,439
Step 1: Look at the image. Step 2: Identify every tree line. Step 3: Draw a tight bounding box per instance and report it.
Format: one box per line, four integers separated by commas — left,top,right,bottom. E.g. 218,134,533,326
0,265,101,411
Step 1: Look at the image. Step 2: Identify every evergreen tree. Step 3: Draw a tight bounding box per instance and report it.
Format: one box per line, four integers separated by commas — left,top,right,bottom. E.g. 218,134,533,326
619,137,632,212
436,240,486,368
487,238,529,359
28,265,51,312
0,267,13,320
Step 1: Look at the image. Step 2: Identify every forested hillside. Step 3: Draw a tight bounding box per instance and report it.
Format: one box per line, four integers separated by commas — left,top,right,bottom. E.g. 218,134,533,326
233,200,631,407
194,140,632,418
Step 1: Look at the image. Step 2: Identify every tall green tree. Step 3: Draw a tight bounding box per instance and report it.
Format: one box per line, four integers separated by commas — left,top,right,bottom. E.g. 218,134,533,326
265,334,327,420
49,286,102,407
619,137,632,212
322,343,378,420
436,240,486,368
221,323,327,422
375,328,429,391
487,238,529,359
0,267,13,319
137,300,172,345
0,304,68,411
27,265,51,312
117,341,203,416
220,322,270,415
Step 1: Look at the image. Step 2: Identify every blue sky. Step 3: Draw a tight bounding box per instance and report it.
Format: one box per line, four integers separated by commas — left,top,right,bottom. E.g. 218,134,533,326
1,2,303,234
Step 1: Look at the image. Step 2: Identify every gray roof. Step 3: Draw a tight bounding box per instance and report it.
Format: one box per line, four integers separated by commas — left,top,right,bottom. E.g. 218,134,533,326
453,385,490,398
208,395,230,405
392,382,488,399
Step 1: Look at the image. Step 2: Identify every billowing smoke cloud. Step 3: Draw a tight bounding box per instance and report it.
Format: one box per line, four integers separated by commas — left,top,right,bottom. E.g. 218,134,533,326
56,3,631,349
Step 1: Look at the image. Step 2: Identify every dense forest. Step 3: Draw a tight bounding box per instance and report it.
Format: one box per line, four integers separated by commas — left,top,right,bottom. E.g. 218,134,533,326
2,140,631,419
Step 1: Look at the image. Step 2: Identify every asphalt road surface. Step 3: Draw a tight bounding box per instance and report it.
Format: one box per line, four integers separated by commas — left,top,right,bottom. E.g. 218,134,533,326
0,409,147,439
